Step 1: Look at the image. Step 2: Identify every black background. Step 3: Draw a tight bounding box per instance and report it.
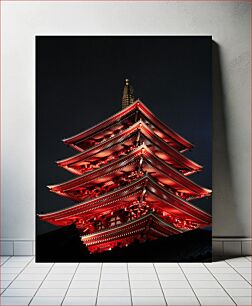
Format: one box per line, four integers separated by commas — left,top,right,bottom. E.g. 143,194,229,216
36,36,212,236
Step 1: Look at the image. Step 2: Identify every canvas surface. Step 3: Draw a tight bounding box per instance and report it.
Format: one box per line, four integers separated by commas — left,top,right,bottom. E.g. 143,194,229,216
36,36,212,262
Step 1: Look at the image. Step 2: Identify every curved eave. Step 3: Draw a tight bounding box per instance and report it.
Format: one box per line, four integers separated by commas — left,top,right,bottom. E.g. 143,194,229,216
39,177,146,222
137,100,193,150
63,101,138,145
57,120,202,172
57,120,141,166
63,100,193,150
48,148,143,191
82,212,183,241
49,144,210,198
147,178,212,223
38,175,211,226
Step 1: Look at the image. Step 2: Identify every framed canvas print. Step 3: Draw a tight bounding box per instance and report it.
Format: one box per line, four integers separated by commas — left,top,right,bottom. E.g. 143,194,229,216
36,36,212,262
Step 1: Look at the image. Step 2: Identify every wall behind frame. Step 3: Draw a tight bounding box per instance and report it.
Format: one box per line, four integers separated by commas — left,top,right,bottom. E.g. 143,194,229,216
1,1,250,256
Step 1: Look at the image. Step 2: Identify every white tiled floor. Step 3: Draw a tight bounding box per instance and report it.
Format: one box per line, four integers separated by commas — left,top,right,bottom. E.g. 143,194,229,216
0,256,251,305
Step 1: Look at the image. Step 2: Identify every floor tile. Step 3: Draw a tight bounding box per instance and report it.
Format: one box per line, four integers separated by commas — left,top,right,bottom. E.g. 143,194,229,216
97,296,132,305
98,288,130,296
163,288,195,296
76,267,101,274
189,280,221,288
132,296,166,305
128,267,155,274
241,273,252,283
157,273,186,281
194,288,228,296
184,273,215,281
1,273,17,281
205,261,230,267
30,296,64,305
219,280,252,288
198,296,235,305
16,273,46,281
214,273,245,281
0,256,10,264
131,288,163,296
181,267,209,274
232,296,252,305
156,267,182,273
62,296,96,305
154,263,179,267
2,288,37,296
227,257,250,263
128,263,153,267
235,267,252,274
0,296,32,305
228,262,251,268
225,288,252,296
102,267,128,273
130,280,160,288
45,273,73,281
40,280,71,288
8,280,42,289
2,256,251,306
27,263,53,268
53,263,78,267
0,280,13,288
160,280,191,288
207,267,236,274
22,267,50,274
179,263,205,267
8,256,33,262
70,280,99,288
101,273,128,280
66,288,97,296
1,267,23,274
74,273,100,280
50,267,77,274
165,296,200,305
35,287,67,296
99,280,129,288
2,261,27,268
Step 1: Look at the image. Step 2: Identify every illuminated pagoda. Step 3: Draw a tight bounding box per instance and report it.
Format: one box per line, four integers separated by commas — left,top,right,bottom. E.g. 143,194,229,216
38,79,212,254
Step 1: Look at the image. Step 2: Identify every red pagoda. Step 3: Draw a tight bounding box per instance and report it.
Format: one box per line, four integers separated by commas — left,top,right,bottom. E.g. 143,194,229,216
38,79,212,254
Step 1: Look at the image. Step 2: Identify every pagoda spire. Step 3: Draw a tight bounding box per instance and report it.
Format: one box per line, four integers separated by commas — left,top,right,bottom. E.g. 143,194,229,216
122,78,135,109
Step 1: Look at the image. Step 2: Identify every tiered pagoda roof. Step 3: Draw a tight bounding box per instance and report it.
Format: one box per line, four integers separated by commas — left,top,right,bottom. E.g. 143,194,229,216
38,80,212,254
62,100,193,153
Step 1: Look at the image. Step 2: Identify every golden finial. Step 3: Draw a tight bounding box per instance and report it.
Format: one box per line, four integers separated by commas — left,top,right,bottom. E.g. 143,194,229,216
122,78,135,109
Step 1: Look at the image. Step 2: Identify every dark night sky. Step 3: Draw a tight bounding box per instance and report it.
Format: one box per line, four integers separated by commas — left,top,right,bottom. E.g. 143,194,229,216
36,36,212,236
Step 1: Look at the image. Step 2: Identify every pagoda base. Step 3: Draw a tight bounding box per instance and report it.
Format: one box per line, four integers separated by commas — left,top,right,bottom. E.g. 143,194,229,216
81,212,183,254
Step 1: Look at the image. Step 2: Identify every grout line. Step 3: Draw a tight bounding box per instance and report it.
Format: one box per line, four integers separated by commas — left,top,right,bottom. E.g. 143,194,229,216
243,256,251,262
95,262,103,306
153,263,168,306
0,256,34,297
177,263,202,306
225,260,252,286
28,260,55,305
203,263,238,305
126,263,133,306
61,263,80,305
0,255,12,266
